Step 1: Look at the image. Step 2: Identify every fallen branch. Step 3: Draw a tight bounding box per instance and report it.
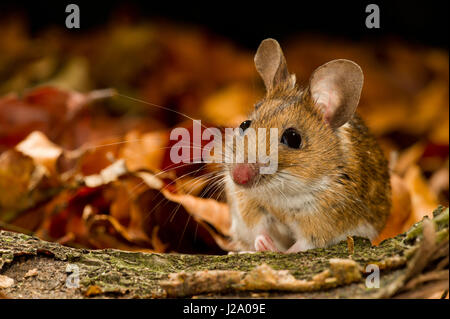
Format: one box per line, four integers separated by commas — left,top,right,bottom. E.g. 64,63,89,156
0,207,448,298
160,259,362,297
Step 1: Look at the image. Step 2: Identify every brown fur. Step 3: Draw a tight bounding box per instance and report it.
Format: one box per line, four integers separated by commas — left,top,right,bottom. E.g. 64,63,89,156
226,65,391,251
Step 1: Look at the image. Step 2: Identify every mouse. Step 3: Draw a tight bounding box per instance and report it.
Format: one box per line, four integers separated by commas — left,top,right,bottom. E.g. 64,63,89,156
223,38,391,253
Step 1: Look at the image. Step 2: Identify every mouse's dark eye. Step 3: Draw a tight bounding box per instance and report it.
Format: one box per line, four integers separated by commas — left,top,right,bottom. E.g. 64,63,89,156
281,128,302,149
239,120,252,135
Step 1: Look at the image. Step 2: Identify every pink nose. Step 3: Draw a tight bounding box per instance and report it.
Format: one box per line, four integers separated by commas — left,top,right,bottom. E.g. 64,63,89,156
231,164,258,185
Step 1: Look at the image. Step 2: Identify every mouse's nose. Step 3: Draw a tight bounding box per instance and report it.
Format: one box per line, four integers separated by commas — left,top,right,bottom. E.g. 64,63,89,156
231,163,258,186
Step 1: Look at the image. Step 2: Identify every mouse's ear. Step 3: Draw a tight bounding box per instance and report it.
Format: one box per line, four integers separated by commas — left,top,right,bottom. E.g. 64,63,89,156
309,59,363,129
254,38,294,92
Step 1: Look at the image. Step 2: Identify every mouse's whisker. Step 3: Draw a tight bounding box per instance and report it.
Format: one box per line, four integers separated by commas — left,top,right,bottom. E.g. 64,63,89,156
149,168,224,227
142,166,210,222
116,93,211,131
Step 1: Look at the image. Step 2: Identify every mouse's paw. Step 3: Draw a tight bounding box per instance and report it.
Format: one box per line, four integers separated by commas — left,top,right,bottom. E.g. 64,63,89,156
254,234,278,252
285,238,314,253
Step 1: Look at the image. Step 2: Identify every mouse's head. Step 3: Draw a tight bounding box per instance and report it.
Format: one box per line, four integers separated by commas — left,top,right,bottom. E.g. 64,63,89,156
225,38,364,204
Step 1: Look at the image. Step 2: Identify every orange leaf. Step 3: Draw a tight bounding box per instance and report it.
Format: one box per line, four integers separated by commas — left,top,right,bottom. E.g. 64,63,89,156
161,189,230,237
403,165,439,229
374,173,412,244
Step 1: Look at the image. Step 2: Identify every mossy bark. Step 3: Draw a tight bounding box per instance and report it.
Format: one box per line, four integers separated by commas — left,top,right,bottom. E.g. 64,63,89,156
0,207,448,298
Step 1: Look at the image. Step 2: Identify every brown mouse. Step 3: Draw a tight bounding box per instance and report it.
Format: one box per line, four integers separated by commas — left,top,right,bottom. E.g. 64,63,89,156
224,38,391,252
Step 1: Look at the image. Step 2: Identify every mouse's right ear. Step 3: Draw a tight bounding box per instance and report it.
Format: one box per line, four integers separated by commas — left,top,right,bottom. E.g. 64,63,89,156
254,38,294,93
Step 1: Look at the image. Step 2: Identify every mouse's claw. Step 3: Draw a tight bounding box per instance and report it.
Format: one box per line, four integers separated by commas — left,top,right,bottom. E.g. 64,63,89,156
254,234,278,252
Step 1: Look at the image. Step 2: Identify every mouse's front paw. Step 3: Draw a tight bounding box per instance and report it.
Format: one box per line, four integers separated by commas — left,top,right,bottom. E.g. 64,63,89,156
254,234,278,252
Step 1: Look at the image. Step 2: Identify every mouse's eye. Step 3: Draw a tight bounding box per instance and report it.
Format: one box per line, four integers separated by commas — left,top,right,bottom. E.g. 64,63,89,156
281,128,302,149
239,120,252,135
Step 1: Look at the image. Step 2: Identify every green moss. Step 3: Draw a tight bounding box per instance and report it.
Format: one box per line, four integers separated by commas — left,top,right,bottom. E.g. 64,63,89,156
0,205,448,298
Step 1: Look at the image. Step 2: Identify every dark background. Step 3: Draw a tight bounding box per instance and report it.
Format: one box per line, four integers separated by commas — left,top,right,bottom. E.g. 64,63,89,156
0,0,448,49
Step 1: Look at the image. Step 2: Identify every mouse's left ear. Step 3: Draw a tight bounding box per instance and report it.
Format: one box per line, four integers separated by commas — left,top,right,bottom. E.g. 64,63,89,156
254,38,295,93
309,59,363,129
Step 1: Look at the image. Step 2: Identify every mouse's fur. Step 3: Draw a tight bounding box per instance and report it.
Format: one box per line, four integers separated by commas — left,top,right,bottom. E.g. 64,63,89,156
225,39,391,252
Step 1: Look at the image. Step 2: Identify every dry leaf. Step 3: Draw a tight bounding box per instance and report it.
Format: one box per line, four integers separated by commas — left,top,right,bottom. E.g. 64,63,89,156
162,189,230,236
135,171,164,190
0,150,49,218
84,159,128,187
151,226,169,252
375,173,412,244
120,130,169,172
403,165,439,229
16,131,62,175
394,142,426,176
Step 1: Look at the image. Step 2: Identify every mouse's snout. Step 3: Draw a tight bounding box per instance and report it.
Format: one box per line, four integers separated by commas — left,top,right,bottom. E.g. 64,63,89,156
231,163,259,186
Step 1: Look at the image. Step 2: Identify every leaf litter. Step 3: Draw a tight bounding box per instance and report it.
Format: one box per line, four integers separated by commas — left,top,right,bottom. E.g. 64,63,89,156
0,20,448,292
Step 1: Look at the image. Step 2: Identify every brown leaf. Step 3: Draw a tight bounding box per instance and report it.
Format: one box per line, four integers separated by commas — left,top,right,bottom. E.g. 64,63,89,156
84,159,128,188
87,214,151,246
403,165,439,229
374,173,412,244
0,150,49,220
161,189,230,237
394,142,426,176
15,131,62,175
119,130,169,172
151,226,169,253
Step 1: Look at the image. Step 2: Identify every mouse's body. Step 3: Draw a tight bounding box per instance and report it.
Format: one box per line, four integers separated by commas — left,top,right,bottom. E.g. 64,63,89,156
224,39,391,252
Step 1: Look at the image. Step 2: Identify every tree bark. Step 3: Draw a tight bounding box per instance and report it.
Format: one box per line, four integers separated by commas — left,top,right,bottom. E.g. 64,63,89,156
0,207,448,299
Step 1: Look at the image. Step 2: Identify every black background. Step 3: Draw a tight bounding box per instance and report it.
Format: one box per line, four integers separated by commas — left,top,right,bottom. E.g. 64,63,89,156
1,298,448,317
0,0,448,49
